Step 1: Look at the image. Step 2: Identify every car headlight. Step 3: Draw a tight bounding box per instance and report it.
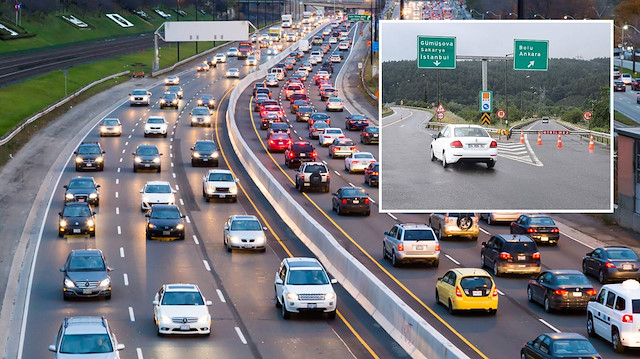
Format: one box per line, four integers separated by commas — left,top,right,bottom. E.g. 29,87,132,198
75,157,83,163
198,315,210,324
191,117,197,122
160,315,171,324
135,156,142,163
89,193,97,199
209,100,214,105
193,152,200,158
212,152,219,158
325,292,336,300
100,126,107,132
95,157,103,163
160,99,166,103
176,223,184,230
230,185,238,194
99,278,110,287
65,193,74,200
197,100,203,105
256,235,265,243
64,278,75,288
286,292,299,300
87,219,94,227
148,223,155,229
172,100,177,104
59,220,67,227
229,236,239,243
153,157,160,163
130,96,135,101
141,195,148,203
204,117,211,122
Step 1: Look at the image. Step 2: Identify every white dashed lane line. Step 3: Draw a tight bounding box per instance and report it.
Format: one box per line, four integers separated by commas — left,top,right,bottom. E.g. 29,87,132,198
119,158,123,163
179,198,184,206
334,170,341,176
115,207,119,215
120,247,125,258
444,254,460,265
479,227,491,235
185,215,191,224
117,226,121,235
539,319,561,333
216,289,226,303
115,179,119,184
235,327,248,344
123,273,129,286
128,307,135,322
117,168,121,173
172,173,176,178
115,192,119,198
136,348,143,359
203,260,211,271
193,235,199,244
387,213,398,220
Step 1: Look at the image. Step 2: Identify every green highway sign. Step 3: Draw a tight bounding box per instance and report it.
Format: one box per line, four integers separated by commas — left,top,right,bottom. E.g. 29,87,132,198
417,36,456,69
514,39,549,71
347,14,371,21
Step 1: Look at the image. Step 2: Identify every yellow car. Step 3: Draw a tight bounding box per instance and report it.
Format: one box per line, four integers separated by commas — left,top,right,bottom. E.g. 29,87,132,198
435,268,498,314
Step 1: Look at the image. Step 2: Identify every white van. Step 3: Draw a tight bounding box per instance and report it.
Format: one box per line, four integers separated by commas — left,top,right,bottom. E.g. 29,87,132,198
269,68,285,81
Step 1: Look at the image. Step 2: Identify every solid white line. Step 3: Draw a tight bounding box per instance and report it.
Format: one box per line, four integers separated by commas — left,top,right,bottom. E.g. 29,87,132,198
387,213,398,220
479,227,491,235
175,185,179,191
120,247,125,258
115,192,119,198
115,207,119,215
115,178,119,185
216,289,226,303
117,226,121,235
123,273,129,286
185,215,191,224
128,307,135,322
235,327,248,344
444,254,460,265
136,348,143,359
179,198,184,206
203,260,211,271
539,319,561,333
562,232,596,250
193,235,199,244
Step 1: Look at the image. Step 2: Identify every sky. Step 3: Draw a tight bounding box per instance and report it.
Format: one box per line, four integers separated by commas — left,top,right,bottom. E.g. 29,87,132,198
381,20,612,62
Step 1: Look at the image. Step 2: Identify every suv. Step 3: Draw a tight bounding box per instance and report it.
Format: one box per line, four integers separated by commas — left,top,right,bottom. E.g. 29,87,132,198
58,202,96,237
274,257,338,319
285,141,317,168
49,317,124,358
74,142,105,171
587,279,640,353
144,116,168,137
60,249,112,300
480,234,541,276
129,88,151,106
295,162,330,193
189,106,212,127
223,215,267,252
383,223,440,267
429,213,479,240
202,169,239,202
191,140,219,167
64,177,100,206
132,144,162,173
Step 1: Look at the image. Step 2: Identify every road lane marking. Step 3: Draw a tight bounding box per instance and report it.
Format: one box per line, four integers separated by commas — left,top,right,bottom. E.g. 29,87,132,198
496,289,504,296
193,235,199,244
348,182,355,187
185,215,191,223
120,247,124,257
128,135,131,139
172,173,176,178
171,162,174,167
175,185,179,191
119,158,123,163
115,192,119,198
216,289,226,303
121,149,125,154
128,307,135,321
539,319,560,333
203,260,211,271
479,227,491,235
387,213,398,220
334,170,341,176
123,273,129,286
115,179,119,184
117,226,121,235
117,167,121,173
136,348,143,359
115,207,119,215
179,198,184,206
235,327,247,344
444,254,460,265
562,231,595,250
125,141,128,146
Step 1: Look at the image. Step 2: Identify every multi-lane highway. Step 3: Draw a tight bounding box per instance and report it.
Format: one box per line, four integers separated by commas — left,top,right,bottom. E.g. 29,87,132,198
614,85,640,124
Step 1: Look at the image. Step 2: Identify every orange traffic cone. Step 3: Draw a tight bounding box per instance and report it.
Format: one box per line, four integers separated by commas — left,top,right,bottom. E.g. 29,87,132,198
588,133,595,151
519,130,525,144
557,135,563,148
537,132,542,146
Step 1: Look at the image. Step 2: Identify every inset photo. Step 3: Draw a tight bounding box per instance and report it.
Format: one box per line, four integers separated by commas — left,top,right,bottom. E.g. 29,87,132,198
379,20,613,212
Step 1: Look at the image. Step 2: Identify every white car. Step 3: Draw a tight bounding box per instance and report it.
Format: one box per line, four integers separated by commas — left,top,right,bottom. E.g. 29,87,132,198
214,53,227,63
587,279,640,353
144,116,168,137
129,89,151,106
329,54,341,63
226,68,240,78
325,97,344,112
164,75,179,85
430,124,498,168
153,284,212,336
345,152,377,173
265,74,279,87
99,118,122,136
223,215,267,252
621,73,633,85
338,41,350,51
246,55,258,66
202,169,239,201
286,32,297,41
480,212,523,225
226,48,238,57
267,47,279,55
318,128,344,146
328,37,338,44
140,181,176,211
274,257,337,319
322,27,332,36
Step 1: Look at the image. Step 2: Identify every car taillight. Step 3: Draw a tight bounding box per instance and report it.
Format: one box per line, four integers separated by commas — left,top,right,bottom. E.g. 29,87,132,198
341,199,347,204
499,252,511,260
435,244,440,251
364,133,370,136
311,151,317,157
326,173,330,180
444,215,449,222
623,315,634,323
605,262,616,268
532,252,540,259
349,120,354,123
554,289,568,296
551,228,559,233
351,147,357,151
300,174,305,180
450,140,463,148
269,140,275,144
455,287,463,297
397,243,404,251
490,141,497,148
493,288,498,296
288,152,294,158
527,228,538,233
364,198,369,204
587,289,597,295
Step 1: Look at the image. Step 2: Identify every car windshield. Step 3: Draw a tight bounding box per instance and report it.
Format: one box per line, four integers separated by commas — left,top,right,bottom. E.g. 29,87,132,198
161,291,204,305
208,173,234,182
150,207,181,219
145,184,171,193
78,145,100,154
312,114,329,120
68,255,105,271
201,95,213,101
287,269,329,285
304,164,327,173
336,140,354,146
325,129,341,134
299,107,313,113
551,339,597,355
228,48,237,52
504,242,537,253
553,274,590,286
314,122,329,129
132,90,147,95
168,86,181,92
404,230,435,241
453,127,489,137
329,98,342,102
103,119,119,126
366,126,379,133
231,220,262,231
293,144,313,151
195,142,216,151
162,94,176,100
63,205,91,217
529,217,555,226
354,153,373,159
606,248,639,260
137,147,158,156
60,334,113,354
460,276,492,290
147,118,164,124
342,188,366,197
193,108,209,116
68,179,94,189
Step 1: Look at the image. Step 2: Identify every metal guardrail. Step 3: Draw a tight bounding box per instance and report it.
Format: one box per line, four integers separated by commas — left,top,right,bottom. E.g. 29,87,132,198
0,70,130,147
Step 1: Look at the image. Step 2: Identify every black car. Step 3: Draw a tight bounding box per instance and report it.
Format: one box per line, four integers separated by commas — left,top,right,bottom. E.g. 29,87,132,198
510,214,560,245
64,177,100,206
197,94,216,109
191,140,219,167
133,144,162,173
159,93,179,109
481,234,541,276
632,78,640,91
614,80,626,92
345,114,370,131
291,99,308,114
253,94,270,111
320,63,333,74
582,246,640,283
284,141,317,168
360,125,379,144
364,162,379,187
60,249,112,300
296,106,314,122
527,270,596,312
332,187,371,216
309,112,331,127
145,204,185,240
521,333,601,359
58,202,96,237
74,142,105,171
255,87,271,98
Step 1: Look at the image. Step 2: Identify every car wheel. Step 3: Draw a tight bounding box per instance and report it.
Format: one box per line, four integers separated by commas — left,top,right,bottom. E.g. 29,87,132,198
133,167,137,173
442,152,448,168
225,238,232,253
157,167,161,173
432,259,439,267
392,252,400,267
324,185,329,193
598,269,606,284
587,314,596,337
327,310,336,320
448,299,455,314
582,261,588,275
487,160,495,169
544,296,552,312
613,329,625,353
437,226,443,241
274,288,281,308
281,299,291,319
435,289,440,305
106,293,112,300
336,205,341,215
481,254,486,268
489,309,497,315
527,287,533,302
89,230,95,237
487,216,493,225
156,325,163,337
382,243,387,259
493,262,500,276
429,147,437,162
144,133,148,138
58,231,64,238
146,232,151,240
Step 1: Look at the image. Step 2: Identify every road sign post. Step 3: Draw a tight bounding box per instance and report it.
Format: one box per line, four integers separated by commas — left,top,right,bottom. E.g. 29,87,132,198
436,103,446,121
417,36,456,69
348,14,371,21
479,91,492,113
514,39,549,71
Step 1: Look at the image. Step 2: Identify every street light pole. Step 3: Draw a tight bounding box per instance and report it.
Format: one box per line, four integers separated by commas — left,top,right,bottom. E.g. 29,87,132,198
177,0,180,61
195,0,199,54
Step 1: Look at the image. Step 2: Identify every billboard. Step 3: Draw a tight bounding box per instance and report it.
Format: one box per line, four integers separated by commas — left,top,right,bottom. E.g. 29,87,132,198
164,21,250,42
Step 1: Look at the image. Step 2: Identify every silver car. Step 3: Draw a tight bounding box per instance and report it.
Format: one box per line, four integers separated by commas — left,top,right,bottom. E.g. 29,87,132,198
223,215,267,252
480,212,523,225
49,317,124,358
226,68,240,78
429,213,480,240
383,223,440,267
129,89,151,106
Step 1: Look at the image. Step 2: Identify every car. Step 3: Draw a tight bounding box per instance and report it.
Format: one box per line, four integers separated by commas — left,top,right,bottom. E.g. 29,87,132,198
521,333,601,359
144,116,168,137
260,113,283,130
146,204,185,240
541,116,550,123
320,87,338,100
260,103,284,120
267,122,290,137
329,53,341,62
430,124,498,168
312,36,323,45
196,62,209,71
74,142,105,171
205,56,216,66
318,128,345,146
309,54,322,65
49,317,124,357
226,67,240,78
300,61,313,72
60,249,112,300
140,181,176,212
269,67,285,80
153,284,212,335
364,162,379,187
527,270,596,312
285,84,304,99
614,80,626,92
64,177,100,206
322,27,332,36
289,93,309,104
255,87,271,99
191,140,219,167
167,85,183,98
621,73,633,85
296,106,314,122
480,212,523,225
295,162,330,192
226,47,238,57
164,75,179,85
286,32,297,41
253,94,270,111
328,36,338,43
274,257,338,319
196,94,216,109
129,89,151,106
290,99,308,114
344,151,376,173
510,214,560,245
284,141,317,168
253,83,268,94
320,63,334,74
429,213,479,240
436,268,498,314
132,144,162,172
613,66,621,78
338,41,349,51
325,97,344,111
309,121,330,139
246,55,258,66
360,125,379,144
223,215,267,252
58,202,96,237
583,246,640,284
345,114,370,131
265,74,279,87
383,223,440,266
99,118,122,137
268,132,292,152
332,186,370,216
159,92,179,108
328,138,357,158
250,33,258,42
481,234,541,276
314,70,330,84
215,53,227,63
632,78,640,91
202,169,239,202
190,106,213,127
309,112,331,127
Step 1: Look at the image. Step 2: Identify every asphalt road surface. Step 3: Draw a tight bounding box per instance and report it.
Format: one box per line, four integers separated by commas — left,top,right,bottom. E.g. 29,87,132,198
613,85,640,124
380,107,612,211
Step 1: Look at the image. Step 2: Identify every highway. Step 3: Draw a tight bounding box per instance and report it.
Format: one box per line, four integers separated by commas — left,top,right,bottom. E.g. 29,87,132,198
17,21,405,359
613,85,640,124
379,107,611,211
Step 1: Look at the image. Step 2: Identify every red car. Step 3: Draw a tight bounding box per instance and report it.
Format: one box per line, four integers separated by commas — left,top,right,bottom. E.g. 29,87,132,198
267,133,292,152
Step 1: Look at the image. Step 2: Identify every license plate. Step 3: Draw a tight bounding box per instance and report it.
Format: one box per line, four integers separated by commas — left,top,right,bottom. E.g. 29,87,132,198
307,303,317,309
541,236,548,241
244,244,254,249
373,134,379,137
518,264,526,267
180,325,190,331
573,292,582,297
300,153,306,157
220,194,226,198
352,200,359,204
78,198,85,202
468,144,482,148
163,231,170,235
145,164,150,167
415,245,424,250
73,229,81,234
83,289,92,294
86,163,92,167
203,158,208,161
303,183,310,186
518,255,526,261
473,291,482,296
623,264,632,270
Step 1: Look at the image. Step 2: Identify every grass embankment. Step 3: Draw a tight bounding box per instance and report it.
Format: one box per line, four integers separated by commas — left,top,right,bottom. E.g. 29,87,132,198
382,107,394,117
615,110,639,126
363,51,379,97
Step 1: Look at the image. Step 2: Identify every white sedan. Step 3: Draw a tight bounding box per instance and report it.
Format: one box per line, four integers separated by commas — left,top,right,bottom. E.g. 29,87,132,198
265,74,279,87
430,124,498,168
345,152,376,173
325,97,344,112
338,41,350,51
328,37,338,44
226,48,238,57
226,68,240,78
140,181,176,211
214,53,227,63
144,116,168,137
246,55,258,66
319,128,345,146
153,284,212,336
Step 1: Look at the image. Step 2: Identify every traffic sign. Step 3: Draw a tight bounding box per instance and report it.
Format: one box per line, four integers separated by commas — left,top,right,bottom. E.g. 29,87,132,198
372,41,379,52
514,39,549,71
348,14,371,21
481,113,491,126
583,111,592,121
479,91,492,113
496,109,506,119
417,35,456,69
437,112,445,120
436,103,446,113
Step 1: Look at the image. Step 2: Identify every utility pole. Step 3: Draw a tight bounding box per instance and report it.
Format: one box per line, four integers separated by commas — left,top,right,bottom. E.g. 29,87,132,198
517,0,524,19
